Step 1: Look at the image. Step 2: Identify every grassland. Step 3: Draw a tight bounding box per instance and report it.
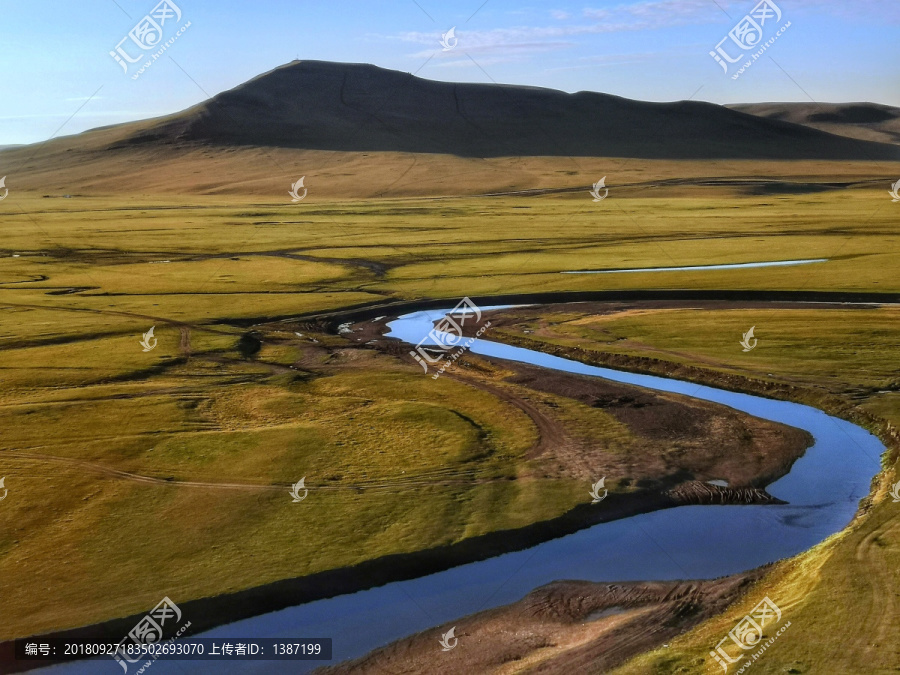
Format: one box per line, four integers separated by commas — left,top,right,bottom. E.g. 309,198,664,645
478,304,899,674
0,324,576,637
0,180,897,658
3,183,899,301
486,304,900,395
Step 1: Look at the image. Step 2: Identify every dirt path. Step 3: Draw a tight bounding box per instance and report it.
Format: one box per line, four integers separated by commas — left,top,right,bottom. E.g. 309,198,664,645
0,450,516,494
0,300,234,347
2,450,284,491
179,326,192,356
443,371,571,459
852,515,900,665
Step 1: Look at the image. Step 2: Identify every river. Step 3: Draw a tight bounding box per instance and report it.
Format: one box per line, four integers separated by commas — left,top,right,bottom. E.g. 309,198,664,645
45,305,885,674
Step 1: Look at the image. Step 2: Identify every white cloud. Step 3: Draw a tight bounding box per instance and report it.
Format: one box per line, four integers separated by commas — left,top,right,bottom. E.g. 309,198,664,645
392,0,899,68
582,0,725,27
394,0,726,61
408,37,575,61
541,50,671,72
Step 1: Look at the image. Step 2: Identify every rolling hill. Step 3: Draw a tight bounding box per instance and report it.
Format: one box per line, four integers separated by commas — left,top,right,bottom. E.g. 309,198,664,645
729,102,900,146
2,61,898,197
108,60,900,160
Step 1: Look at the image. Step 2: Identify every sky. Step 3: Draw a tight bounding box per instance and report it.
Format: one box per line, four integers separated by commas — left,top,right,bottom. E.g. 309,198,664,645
1,0,898,146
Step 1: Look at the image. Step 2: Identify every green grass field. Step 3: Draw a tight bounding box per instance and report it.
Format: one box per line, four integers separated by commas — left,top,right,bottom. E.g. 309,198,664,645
1,184,897,658
481,304,900,674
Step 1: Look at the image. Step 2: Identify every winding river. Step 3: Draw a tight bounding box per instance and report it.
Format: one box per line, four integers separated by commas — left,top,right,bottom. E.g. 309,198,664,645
48,305,885,674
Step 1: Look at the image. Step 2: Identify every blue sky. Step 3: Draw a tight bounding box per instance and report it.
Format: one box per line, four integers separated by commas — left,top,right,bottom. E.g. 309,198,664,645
1,0,898,145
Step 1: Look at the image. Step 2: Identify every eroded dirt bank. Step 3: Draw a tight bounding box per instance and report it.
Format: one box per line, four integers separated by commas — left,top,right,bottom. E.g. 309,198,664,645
340,311,811,495
319,571,768,674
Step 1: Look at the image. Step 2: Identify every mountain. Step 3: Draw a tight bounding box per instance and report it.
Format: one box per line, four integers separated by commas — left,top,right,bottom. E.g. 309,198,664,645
729,102,900,147
110,61,897,161
2,62,898,198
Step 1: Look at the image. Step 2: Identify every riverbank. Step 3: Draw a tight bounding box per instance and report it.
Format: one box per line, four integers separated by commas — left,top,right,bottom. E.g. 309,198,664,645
7,298,888,672
344,300,898,674
321,572,771,674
